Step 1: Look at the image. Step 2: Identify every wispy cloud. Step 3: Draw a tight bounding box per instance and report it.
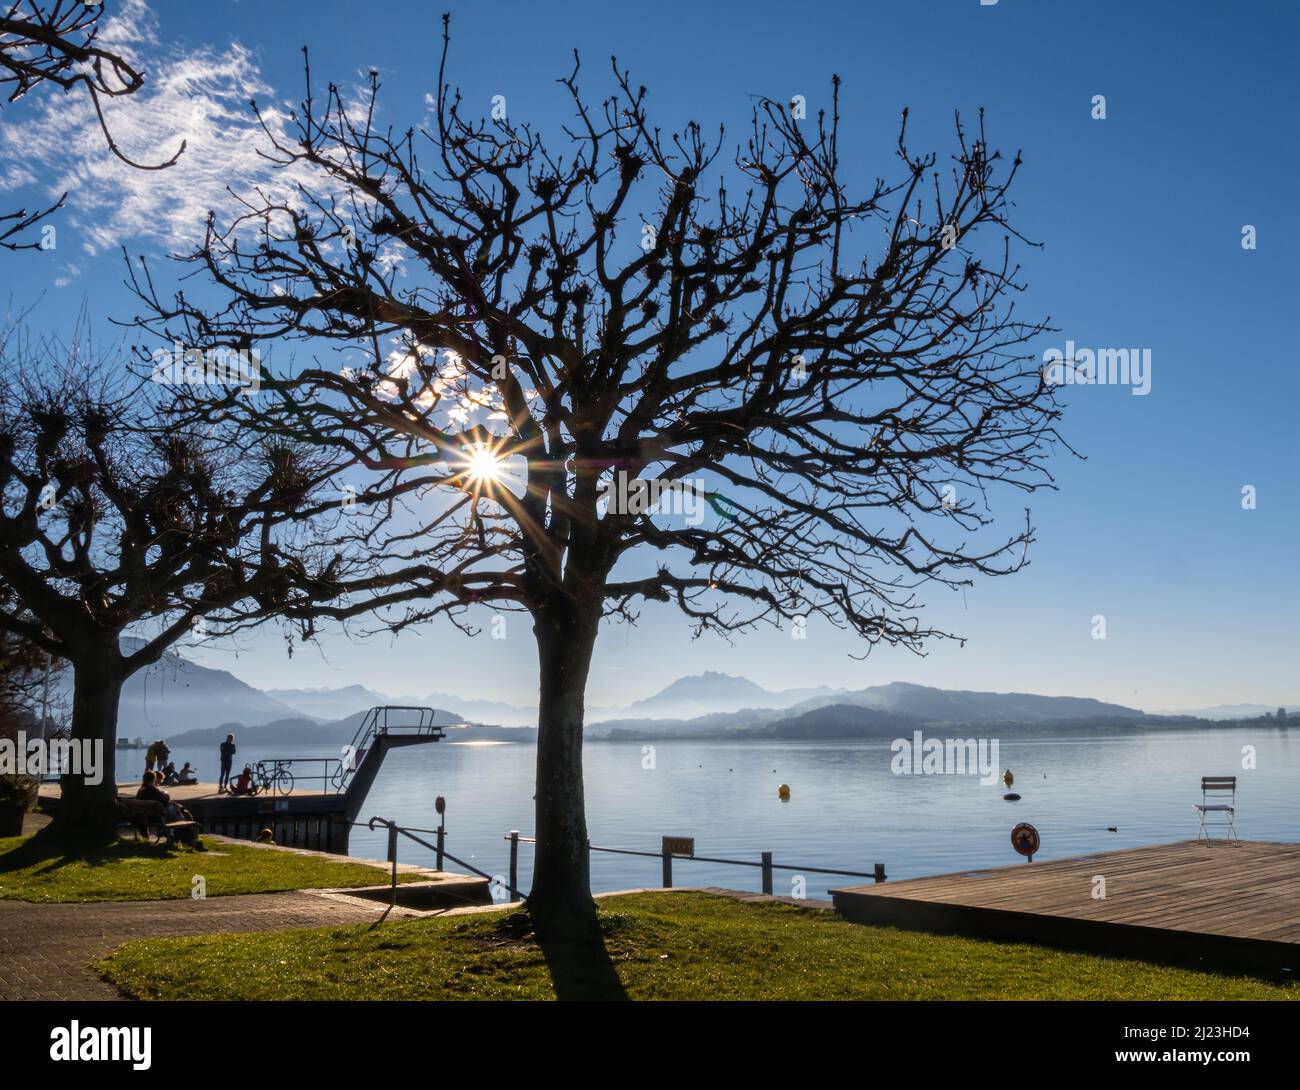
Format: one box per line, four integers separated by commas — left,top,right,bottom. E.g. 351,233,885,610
0,0,318,259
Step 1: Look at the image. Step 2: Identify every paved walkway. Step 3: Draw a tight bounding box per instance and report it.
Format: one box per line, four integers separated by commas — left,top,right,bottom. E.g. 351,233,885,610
4,817,439,1000
3,815,490,1000
0,889,427,1000
2,815,828,1002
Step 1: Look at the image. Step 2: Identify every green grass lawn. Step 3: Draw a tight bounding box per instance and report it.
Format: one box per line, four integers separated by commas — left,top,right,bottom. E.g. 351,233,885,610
99,890,1298,1000
0,834,426,903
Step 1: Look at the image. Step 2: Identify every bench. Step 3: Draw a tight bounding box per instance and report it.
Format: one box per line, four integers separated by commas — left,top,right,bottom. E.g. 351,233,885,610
118,797,200,848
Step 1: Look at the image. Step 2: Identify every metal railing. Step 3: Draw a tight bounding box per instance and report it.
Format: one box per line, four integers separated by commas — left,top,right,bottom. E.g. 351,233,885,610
248,757,343,795
502,833,886,901
362,813,530,907
348,806,886,911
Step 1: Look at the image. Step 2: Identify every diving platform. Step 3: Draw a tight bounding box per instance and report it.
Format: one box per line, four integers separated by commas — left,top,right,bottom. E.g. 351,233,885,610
40,707,453,854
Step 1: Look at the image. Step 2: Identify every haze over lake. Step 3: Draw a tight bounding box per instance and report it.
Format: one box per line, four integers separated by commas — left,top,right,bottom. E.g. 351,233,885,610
168,723,1299,899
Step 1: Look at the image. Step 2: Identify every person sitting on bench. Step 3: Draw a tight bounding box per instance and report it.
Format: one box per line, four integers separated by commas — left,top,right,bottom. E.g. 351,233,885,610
135,772,201,847
228,765,258,796
137,769,171,807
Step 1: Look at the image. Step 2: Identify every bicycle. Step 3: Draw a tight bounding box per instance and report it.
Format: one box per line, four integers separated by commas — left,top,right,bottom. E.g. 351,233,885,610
254,760,295,796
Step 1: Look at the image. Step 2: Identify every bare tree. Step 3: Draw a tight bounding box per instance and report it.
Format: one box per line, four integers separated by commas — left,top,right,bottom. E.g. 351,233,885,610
0,0,182,250
128,18,1067,932
0,582,56,718
0,330,416,840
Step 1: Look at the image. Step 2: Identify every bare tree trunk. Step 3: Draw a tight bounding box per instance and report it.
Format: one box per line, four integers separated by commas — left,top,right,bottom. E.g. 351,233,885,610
528,600,600,937
47,653,122,842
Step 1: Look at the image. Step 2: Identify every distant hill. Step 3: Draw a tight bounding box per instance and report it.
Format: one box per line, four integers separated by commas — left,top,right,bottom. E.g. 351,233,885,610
595,678,1143,729
86,642,306,736
165,706,465,749
592,685,1146,740
597,681,1143,734
590,671,843,723
1155,703,1298,721
589,705,786,739
164,716,325,751
840,682,1143,723
413,671,845,726
624,671,769,715
88,643,479,740
265,684,389,721
745,704,919,739
422,692,538,727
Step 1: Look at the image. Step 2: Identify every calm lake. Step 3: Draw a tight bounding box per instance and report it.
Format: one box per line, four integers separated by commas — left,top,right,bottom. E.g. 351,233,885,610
170,724,1300,899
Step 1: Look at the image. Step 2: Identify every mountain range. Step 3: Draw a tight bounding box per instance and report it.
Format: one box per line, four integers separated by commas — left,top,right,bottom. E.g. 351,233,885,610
264,685,390,721
89,643,1292,748
584,682,1144,740
94,652,856,734
86,642,307,737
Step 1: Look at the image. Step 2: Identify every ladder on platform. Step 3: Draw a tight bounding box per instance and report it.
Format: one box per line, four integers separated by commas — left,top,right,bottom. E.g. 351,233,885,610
333,706,445,793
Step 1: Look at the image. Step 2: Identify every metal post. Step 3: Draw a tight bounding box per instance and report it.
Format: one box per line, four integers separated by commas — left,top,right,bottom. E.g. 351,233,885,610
435,795,446,871
387,823,398,906
508,830,520,903
662,844,672,888
873,863,886,884
761,851,773,895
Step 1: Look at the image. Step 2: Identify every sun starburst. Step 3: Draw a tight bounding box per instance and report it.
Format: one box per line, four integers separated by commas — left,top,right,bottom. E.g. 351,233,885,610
457,439,507,491
466,445,502,484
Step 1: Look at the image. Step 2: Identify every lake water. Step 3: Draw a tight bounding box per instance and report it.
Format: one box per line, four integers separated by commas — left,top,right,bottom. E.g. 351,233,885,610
167,725,1300,899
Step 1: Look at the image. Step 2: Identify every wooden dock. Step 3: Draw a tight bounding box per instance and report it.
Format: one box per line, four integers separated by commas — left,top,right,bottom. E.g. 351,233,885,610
41,710,449,853
40,781,349,851
831,840,1300,971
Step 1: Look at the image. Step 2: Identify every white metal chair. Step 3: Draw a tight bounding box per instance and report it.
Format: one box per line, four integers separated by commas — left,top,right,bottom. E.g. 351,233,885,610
1195,776,1238,843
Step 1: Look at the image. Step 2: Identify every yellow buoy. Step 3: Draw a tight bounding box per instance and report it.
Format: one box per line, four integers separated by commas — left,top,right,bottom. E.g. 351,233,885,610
1002,770,1014,788
777,783,791,800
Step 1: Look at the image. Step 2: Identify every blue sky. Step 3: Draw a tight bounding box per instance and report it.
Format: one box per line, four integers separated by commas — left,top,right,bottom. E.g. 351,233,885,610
2,0,1297,710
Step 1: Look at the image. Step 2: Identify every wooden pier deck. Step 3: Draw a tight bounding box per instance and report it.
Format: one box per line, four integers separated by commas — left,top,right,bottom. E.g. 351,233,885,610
38,781,334,805
831,839,1300,971
40,781,349,851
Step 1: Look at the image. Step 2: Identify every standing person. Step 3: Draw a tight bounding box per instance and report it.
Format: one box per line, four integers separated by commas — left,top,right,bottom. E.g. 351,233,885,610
218,733,236,793
144,739,170,773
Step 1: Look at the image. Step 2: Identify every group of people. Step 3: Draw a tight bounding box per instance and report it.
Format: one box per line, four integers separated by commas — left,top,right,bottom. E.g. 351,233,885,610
139,733,258,794
160,761,197,786
127,733,263,849
142,738,198,786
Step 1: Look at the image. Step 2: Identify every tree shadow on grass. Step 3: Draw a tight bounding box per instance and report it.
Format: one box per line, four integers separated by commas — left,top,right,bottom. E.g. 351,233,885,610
0,829,176,878
536,933,630,1001
490,908,630,1001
